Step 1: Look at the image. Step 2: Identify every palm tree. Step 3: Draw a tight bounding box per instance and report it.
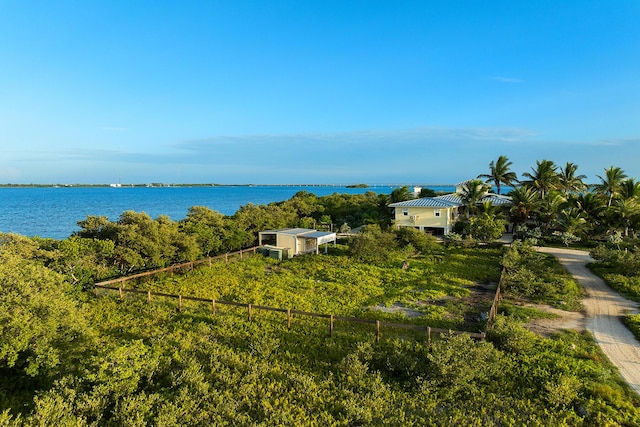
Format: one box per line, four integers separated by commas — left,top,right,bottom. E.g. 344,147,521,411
572,192,607,231
521,159,560,199
595,166,627,207
556,208,590,238
611,198,640,237
618,178,640,201
537,191,568,233
558,162,587,195
477,200,504,218
477,155,518,195
389,186,413,203
459,179,490,217
508,186,539,226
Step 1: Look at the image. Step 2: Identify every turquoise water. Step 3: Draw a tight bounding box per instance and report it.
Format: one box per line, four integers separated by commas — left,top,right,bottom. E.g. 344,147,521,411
0,185,456,239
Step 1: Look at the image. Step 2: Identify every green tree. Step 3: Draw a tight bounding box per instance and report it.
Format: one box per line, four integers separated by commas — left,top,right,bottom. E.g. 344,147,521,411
389,186,413,203
465,213,506,241
458,179,490,218
521,159,560,199
110,211,199,273
180,206,227,257
556,208,589,240
394,227,438,252
611,198,640,237
508,186,539,226
618,178,640,201
571,192,607,233
75,215,118,240
0,234,92,382
537,191,567,233
558,162,587,195
478,155,518,195
48,236,116,288
596,166,627,207
348,224,398,263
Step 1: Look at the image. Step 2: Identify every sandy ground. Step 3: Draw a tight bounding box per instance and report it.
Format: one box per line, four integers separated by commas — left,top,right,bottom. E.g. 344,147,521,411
535,246,640,395
523,303,585,337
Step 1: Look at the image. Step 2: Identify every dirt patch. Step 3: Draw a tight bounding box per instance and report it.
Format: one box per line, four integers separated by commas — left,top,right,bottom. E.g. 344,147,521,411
370,283,498,325
371,302,423,318
522,303,586,337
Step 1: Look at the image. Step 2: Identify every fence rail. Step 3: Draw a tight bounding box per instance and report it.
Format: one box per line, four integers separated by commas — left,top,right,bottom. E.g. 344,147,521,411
485,266,506,329
93,244,498,343
94,283,486,342
95,247,259,287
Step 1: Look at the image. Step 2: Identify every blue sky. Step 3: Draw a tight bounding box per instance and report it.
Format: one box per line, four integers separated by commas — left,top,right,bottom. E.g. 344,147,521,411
1,1,639,185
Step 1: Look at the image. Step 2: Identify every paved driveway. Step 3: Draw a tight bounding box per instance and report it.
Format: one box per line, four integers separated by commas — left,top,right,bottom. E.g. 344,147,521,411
536,247,640,395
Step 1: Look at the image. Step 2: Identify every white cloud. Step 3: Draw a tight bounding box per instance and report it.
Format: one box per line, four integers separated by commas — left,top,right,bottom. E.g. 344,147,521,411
173,126,537,153
590,137,640,146
491,76,523,83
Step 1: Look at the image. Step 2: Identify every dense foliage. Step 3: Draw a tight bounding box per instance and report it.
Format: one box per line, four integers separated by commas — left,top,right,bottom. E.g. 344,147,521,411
590,242,640,302
502,240,583,311
2,229,639,425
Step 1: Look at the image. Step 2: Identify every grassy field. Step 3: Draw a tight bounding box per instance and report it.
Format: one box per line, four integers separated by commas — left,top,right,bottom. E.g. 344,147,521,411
125,245,503,332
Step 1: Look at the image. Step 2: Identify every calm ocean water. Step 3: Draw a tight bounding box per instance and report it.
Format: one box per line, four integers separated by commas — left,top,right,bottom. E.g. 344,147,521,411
0,185,457,240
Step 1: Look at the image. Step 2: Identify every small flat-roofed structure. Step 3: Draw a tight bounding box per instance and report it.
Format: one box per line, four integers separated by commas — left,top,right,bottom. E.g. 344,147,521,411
258,228,337,256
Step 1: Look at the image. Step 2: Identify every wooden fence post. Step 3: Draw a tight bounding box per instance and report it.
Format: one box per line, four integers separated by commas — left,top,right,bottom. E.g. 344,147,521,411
248,304,252,321
178,295,182,312
427,326,431,347
212,299,216,315
287,309,291,330
119,287,123,301
376,320,380,342
330,315,334,337
147,290,151,304
94,286,98,297
225,253,228,263
240,251,243,260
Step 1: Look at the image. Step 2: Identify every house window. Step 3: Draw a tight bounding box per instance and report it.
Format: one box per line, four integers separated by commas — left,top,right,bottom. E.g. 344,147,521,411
402,208,409,216
434,209,441,217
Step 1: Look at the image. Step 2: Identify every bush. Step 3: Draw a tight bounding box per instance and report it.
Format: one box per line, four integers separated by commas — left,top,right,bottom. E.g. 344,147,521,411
348,225,398,263
502,241,582,309
393,227,438,253
464,215,506,242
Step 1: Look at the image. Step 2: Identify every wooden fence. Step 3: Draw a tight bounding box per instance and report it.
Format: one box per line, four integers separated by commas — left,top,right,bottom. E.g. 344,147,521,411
94,283,485,343
92,245,500,343
95,246,259,288
485,266,506,330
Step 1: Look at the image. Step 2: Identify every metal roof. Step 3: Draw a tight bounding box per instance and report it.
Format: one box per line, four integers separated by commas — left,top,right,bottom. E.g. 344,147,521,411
259,228,336,238
259,228,315,236
388,197,460,208
388,193,512,208
480,194,512,205
302,231,337,239
434,194,462,204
